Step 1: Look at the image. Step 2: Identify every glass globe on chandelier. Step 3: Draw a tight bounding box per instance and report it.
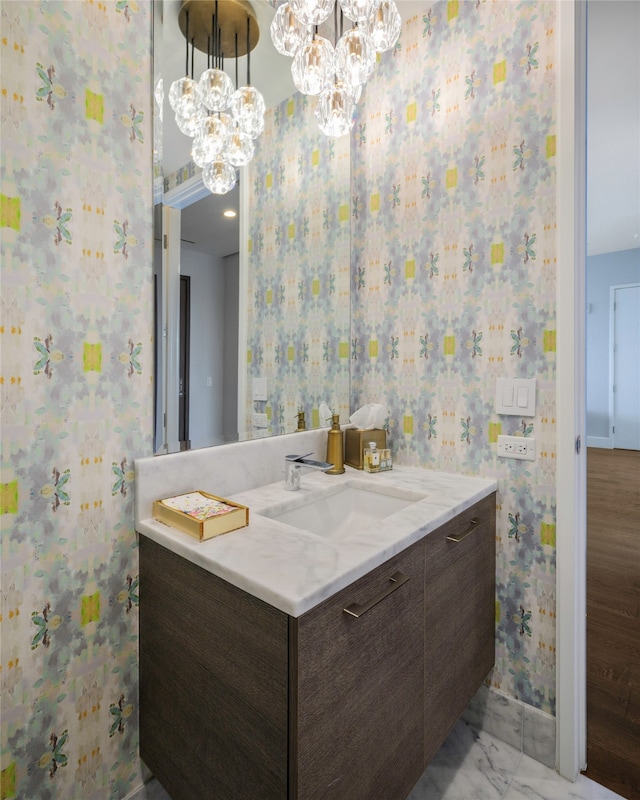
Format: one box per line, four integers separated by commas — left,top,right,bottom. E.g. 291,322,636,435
271,0,401,137
168,0,265,195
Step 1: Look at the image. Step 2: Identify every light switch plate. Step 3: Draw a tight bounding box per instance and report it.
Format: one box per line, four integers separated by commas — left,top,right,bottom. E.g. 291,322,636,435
252,377,267,401
496,378,536,416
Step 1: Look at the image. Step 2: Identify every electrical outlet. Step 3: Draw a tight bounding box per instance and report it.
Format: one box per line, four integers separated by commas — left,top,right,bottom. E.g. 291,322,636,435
497,435,536,461
252,412,269,429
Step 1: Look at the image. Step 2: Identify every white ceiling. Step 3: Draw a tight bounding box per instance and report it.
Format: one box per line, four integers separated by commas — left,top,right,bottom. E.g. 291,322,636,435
178,183,240,256
160,1,640,260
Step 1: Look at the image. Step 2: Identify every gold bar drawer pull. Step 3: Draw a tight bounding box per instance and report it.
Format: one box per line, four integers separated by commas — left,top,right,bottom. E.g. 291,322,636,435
343,571,410,618
447,517,480,543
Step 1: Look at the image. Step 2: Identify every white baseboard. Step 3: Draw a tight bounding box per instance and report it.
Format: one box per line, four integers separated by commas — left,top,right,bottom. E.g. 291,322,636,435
122,782,145,800
586,436,612,449
121,760,153,800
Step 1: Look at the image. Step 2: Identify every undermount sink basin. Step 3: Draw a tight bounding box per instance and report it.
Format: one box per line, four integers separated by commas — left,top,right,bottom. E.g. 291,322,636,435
261,483,425,540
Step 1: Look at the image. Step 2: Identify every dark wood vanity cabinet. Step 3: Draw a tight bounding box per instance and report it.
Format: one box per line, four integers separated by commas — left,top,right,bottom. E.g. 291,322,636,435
139,492,495,800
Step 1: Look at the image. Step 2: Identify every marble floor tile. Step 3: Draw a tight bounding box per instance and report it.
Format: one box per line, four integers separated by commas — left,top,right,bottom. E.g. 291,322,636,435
504,754,627,800
407,721,524,800
129,721,626,800
462,684,524,753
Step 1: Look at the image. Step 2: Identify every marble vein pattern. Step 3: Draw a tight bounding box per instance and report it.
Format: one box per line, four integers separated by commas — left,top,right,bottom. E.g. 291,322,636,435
408,721,523,800
463,684,524,752
136,453,495,617
130,720,625,800
135,428,328,523
503,755,625,800
462,683,556,771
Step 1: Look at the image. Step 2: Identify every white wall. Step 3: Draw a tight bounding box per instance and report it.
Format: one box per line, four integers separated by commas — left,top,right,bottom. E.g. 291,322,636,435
586,248,640,443
181,247,226,447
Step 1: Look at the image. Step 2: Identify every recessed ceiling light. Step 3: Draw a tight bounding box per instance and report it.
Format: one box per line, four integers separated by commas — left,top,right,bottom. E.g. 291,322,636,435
223,209,237,218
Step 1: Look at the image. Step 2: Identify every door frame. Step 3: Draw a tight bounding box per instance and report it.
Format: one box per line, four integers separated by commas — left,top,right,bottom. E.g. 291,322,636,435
556,0,587,781
610,282,640,449
179,274,191,445
163,205,181,452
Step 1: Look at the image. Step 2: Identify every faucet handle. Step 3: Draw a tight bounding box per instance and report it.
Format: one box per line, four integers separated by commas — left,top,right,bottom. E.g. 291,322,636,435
295,456,334,470
285,452,314,463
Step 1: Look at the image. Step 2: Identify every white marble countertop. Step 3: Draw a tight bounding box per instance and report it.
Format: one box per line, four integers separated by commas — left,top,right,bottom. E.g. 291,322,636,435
137,465,496,617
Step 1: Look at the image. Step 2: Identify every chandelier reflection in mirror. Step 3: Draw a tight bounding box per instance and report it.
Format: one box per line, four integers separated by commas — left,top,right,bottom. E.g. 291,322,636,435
169,0,265,195
271,0,401,137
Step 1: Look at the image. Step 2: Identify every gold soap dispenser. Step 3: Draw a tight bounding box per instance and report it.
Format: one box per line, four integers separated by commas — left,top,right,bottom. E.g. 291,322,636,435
325,413,345,474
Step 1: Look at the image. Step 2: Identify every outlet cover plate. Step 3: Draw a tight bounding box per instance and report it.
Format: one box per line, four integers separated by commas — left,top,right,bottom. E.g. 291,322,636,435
497,435,536,461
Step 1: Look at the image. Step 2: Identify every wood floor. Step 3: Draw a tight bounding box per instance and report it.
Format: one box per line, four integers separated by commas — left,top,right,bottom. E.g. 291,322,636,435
583,447,640,800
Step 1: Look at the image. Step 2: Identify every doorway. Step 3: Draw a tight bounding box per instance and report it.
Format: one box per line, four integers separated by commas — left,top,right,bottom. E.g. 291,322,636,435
179,274,191,446
581,1,640,796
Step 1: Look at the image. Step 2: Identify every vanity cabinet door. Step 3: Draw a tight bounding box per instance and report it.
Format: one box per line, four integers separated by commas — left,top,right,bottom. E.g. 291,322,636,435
139,537,289,800
423,493,496,764
291,541,425,800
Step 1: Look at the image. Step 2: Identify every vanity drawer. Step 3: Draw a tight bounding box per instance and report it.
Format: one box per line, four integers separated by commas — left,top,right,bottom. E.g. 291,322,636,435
424,493,496,578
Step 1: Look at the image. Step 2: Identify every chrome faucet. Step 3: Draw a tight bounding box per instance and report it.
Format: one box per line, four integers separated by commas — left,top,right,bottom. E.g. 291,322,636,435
284,453,334,491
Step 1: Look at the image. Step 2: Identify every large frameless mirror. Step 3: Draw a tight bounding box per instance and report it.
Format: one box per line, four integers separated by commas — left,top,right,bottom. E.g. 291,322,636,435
153,0,351,454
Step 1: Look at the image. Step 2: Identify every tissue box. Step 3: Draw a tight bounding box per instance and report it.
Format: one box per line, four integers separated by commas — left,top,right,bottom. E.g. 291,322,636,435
344,428,387,470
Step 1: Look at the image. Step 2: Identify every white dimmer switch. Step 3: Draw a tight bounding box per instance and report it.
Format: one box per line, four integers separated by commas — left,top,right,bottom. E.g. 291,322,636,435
496,378,536,416
252,377,267,401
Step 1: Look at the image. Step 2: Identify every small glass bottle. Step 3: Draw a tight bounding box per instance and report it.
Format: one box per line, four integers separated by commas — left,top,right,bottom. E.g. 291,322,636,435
363,441,381,473
380,447,393,471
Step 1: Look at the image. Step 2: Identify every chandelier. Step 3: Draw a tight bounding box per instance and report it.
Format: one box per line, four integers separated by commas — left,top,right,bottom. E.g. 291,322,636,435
270,0,401,137
169,0,265,195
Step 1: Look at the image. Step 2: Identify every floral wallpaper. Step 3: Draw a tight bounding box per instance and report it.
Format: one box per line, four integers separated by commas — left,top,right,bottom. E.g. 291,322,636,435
245,91,351,435
351,0,557,714
1,2,153,799
0,2,560,798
